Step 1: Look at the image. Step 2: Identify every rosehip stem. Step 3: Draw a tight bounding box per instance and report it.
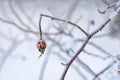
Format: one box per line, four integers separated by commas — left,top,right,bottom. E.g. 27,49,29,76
39,14,43,40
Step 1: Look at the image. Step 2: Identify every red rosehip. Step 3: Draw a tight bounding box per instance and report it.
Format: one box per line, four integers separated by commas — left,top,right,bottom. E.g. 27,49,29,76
37,40,47,53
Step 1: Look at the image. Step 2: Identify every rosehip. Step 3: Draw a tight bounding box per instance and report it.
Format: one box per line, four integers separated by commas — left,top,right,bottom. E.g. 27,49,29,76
37,40,47,53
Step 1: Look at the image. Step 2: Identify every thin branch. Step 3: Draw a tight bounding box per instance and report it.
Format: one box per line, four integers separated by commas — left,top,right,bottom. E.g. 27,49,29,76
39,46,53,80
0,38,23,73
83,50,107,60
61,36,91,80
92,61,116,80
75,39,113,57
8,0,31,30
0,16,71,38
98,0,120,14
16,2,37,28
68,49,101,80
101,0,110,5
52,51,88,80
43,31,73,37
46,36,101,80
91,19,111,36
0,17,38,34
92,31,113,38
40,14,89,37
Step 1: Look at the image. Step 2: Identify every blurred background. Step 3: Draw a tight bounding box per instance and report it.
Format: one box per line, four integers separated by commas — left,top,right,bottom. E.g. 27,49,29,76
0,0,120,80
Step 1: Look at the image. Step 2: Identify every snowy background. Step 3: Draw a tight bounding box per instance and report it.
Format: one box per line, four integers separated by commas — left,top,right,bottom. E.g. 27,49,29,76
0,0,120,80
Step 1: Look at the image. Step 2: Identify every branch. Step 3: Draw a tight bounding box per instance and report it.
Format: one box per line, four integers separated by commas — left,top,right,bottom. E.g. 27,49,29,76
92,61,116,80
0,38,23,73
61,36,91,80
98,0,120,14
0,17,38,34
101,0,110,5
52,51,94,80
16,2,37,28
38,6,120,79
39,46,52,80
46,36,99,79
61,19,110,80
83,50,107,60
8,0,31,30
75,39,113,57
61,7,120,80
40,14,89,37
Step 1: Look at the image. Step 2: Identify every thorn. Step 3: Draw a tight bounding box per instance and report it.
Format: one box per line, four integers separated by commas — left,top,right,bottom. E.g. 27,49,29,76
61,63,69,66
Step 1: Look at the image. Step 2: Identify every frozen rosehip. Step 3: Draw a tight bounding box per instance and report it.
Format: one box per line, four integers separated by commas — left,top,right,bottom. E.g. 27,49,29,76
37,40,47,53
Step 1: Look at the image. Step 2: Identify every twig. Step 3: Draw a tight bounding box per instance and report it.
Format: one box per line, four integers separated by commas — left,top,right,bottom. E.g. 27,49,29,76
52,51,92,80
92,61,116,80
0,16,71,38
61,36,91,80
16,2,37,28
91,19,111,36
47,36,101,80
39,46,53,80
68,49,101,80
75,39,113,58
0,17,37,34
101,0,110,5
40,14,89,37
0,38,23,73
98,0,120,14
8,0,31,30
83,50,106,60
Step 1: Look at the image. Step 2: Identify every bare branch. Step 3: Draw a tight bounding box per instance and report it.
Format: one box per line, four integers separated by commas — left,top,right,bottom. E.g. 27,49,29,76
61,7,120,79
46,36,100,79
101,0,110,5
40,14,89,37
16,2,37,28
98,0,120,14
83,50,107,60
53,51,88,80
37,9,120,79
0,17,38,34
0,38,23,73
8,0,31,30
75,39,113,57
92,61,116,80
61,36,91,80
